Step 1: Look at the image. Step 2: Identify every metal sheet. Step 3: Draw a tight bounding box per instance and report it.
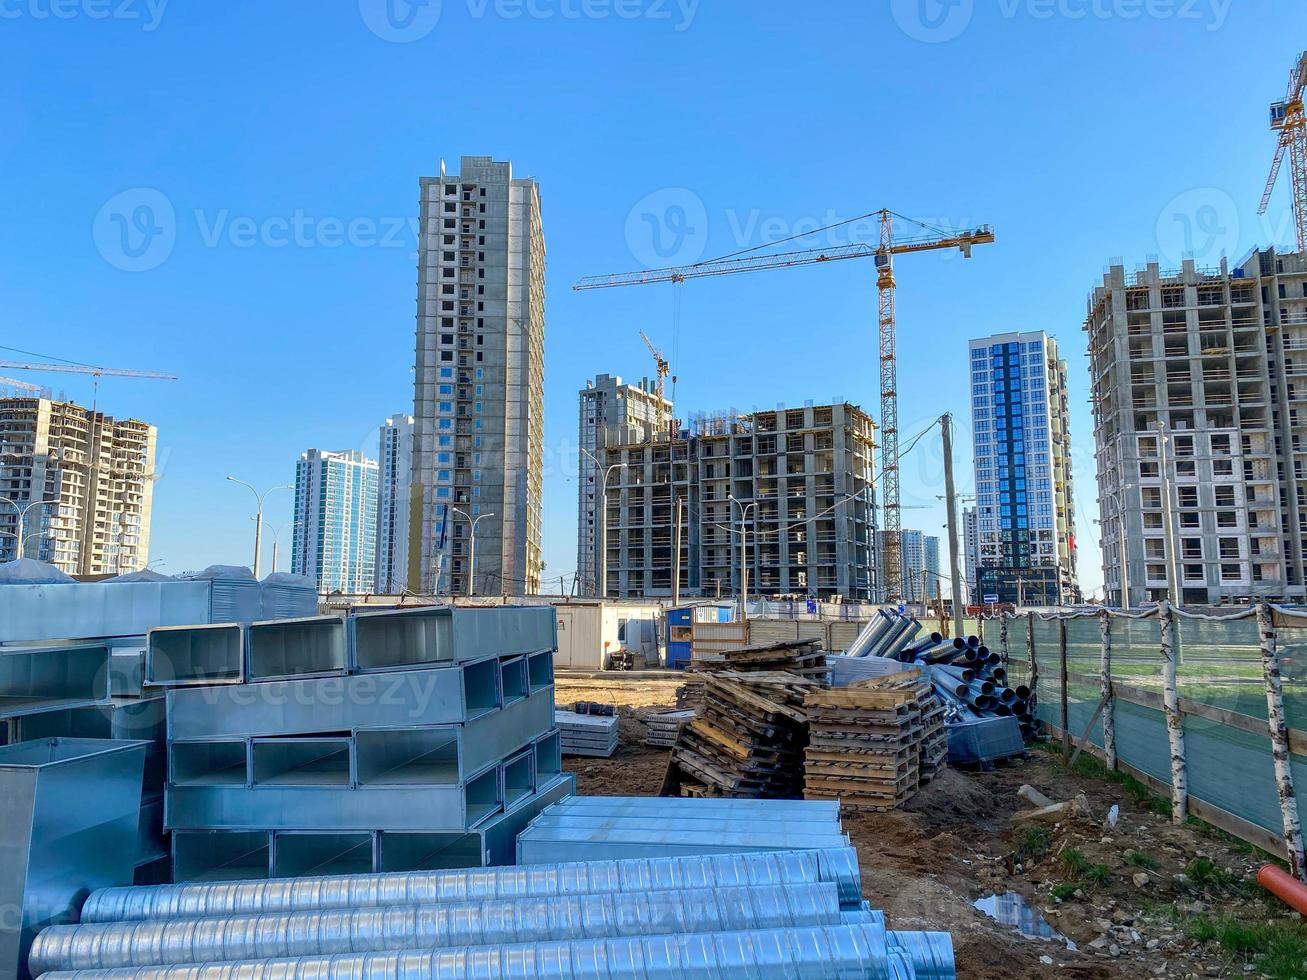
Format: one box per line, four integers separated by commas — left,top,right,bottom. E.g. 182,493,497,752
0,581,212,644
0,644,111,719
0,737,148,980
246,617,348,681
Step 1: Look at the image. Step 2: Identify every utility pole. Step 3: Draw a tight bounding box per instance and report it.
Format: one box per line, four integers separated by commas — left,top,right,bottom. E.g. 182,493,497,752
672,495,683,606
941,414,965,638
1157,420,1181,605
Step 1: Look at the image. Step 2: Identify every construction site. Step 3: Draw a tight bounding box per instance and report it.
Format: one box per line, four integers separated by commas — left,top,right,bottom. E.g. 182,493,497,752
13,21,1307,980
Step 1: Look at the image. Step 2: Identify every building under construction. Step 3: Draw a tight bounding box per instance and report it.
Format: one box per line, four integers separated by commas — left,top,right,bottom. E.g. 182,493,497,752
1085,253,1307,605
0,397,156,576
597,402,878,601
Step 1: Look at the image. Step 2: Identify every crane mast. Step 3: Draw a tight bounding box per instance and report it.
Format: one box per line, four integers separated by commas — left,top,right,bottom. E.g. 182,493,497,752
638,330,672,432
576,210,994,603
1260,50,1307,252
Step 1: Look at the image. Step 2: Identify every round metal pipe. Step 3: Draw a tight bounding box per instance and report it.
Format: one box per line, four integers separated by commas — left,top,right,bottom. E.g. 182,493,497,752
33,922,903,980
30,883,844,974
81,848,862,924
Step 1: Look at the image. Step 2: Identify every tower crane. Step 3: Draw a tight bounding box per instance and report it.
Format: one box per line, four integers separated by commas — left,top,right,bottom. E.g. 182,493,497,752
576,209,994,602
1259,50,1307,252
638,329,674,432
0,353,177,404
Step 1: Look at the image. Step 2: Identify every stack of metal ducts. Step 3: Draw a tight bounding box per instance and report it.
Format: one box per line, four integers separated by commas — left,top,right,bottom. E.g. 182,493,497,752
556,709,620,757
27,846,956,979
0,637,171,885
154,606,573,880
516,797,851,863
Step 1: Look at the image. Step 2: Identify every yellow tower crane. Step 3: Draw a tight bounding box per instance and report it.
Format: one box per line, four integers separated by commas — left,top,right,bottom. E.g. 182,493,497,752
576,210,994,602
638,329,674,433
1259,50,1307,252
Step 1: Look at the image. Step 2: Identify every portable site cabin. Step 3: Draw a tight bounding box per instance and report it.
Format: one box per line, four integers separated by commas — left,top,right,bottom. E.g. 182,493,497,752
552,601,663,670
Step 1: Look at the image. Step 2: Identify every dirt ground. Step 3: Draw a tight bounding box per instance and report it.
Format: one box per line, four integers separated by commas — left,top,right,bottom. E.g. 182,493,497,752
555,675,1300,980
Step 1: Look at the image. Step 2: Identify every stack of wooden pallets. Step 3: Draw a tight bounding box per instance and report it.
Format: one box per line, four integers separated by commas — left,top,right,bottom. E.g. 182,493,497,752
662,641,822,799
917,678,948,786
644,709,695,749
802,669,929,812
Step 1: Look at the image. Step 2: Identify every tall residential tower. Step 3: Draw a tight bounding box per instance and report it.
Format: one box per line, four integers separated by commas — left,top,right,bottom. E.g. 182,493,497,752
969,331,1079,605
577,373,672,596
374,414,413,594
291,449,378,594
410,156,546,596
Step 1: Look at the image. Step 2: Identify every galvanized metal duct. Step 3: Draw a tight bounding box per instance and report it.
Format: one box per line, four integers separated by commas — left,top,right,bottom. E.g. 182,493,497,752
79,847,862,923
32,922,895,980
889,931,956,980
30,883,844,974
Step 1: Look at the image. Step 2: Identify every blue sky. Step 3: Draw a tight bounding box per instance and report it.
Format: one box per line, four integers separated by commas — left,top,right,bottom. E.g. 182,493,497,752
1,0,1301,595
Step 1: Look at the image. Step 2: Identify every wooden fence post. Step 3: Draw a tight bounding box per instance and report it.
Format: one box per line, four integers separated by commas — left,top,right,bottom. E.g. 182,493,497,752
1159,601,1188,824
1060,618,1071,759
1258,603,1306,881
1100,609,1116,772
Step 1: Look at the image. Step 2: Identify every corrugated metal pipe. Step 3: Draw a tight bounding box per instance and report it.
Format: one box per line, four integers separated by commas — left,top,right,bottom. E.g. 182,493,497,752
29,883,844,975
31,922,895,980
79,847,862,924
889,931,956,980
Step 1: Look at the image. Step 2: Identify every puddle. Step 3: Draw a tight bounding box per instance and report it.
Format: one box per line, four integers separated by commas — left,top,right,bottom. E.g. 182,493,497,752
974,892,1078,950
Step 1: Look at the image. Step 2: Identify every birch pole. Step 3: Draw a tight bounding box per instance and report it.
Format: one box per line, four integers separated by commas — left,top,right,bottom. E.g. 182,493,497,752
1100,609,1116,772
999,612,1010,668
1027,613,1039,712
1258,603,1306,880
1159,601,1188,824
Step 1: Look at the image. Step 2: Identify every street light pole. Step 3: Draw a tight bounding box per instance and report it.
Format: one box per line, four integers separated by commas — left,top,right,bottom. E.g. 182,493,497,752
451,508,495,597
940,414,965,638
580,448,623,599
728,494,758,619
225,477,293,579
0,495,49,561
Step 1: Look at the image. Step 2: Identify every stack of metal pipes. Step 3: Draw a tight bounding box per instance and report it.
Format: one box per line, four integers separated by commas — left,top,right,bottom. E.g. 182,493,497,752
842,610,924,661
888,633,1036,739
26,847,956,979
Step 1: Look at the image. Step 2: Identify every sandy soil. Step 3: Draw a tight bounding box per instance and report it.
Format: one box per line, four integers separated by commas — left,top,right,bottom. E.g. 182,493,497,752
555,674,1292,980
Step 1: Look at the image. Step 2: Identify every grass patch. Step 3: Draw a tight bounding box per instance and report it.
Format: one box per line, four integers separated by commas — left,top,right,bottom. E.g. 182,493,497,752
1060,847,1089,876
1051,881,1082,901
1029,741,1170,817
1125,850,1158,870
1018,826,1052,860
1186,857,1239,893
1086,863,1111,886
1185,915,1307,980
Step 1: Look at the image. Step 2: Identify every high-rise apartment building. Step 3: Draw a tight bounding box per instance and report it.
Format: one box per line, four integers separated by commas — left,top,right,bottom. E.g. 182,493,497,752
879,529,939,603
962,506,980,604
969,331,1079,605
291,449,378,594
601,403,877,600
374,414,413,594
577,373,672,596
410,156,545,596
0,397,156,576
1086,253,1307,605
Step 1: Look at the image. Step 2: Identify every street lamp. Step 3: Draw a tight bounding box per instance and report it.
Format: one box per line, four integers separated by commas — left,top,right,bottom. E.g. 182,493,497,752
1102,482,1135,609
225,477,293,579
0,495,50,561
450,508,495,597
580,448,624,599
728,494,759,619
257,519,300,576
